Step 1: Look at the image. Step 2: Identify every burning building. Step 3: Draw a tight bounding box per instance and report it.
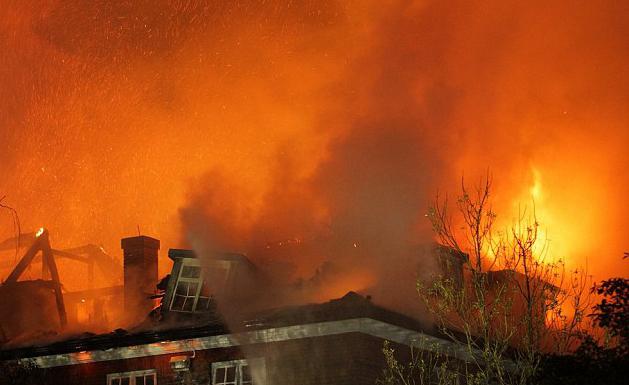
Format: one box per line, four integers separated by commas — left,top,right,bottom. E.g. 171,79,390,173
0,234,480,385
0,1,627,383
0,228,125,343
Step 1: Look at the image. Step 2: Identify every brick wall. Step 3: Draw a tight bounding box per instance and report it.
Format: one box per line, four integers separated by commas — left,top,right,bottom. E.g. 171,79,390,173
6,332,397,385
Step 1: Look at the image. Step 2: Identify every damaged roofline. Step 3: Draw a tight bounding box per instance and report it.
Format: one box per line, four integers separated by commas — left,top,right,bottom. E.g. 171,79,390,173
22,318,476,368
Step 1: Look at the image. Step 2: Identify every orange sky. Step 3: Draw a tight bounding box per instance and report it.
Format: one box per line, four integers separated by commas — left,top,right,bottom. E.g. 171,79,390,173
0,1,627,292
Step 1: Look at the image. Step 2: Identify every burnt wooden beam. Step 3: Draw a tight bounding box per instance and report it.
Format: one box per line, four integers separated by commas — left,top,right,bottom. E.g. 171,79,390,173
0,248,89,270
41,232,67,327
50,249,91,263
56,245,122,284
64,285,124,301
4,234,43,283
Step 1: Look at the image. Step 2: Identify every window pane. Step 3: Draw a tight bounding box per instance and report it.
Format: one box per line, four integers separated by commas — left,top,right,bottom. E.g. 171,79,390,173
135,376,145,385
181,265,201,278
121,378,130,385
196,297,210,311
111,379,121,385
183,297,194,311
172,295,186,310
187,282,198,296
225,366,236,382
176,281,189,295
146,375,155,385
242,364,252,383
215,367,226,383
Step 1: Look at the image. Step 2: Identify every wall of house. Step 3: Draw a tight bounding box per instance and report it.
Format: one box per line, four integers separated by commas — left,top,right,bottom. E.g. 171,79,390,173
250,333,387,385
13,347,239,385
6,333,393,385
0,281,62,343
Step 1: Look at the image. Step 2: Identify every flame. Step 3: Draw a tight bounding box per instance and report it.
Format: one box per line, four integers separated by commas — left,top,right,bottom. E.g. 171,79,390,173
35,227,45,238
527,167,551,258
503,164,604,275
0,1,626,305
529,168,542,201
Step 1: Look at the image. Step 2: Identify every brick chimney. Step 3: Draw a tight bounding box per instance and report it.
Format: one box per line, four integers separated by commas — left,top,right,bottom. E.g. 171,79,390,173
121,235,160,324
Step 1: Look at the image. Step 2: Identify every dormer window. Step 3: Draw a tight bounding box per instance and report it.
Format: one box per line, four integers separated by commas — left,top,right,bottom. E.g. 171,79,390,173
169,258,211,313
163,249,256,315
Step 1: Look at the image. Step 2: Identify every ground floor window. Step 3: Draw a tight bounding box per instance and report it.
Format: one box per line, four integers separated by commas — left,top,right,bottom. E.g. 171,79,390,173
107,369,156,385
211,359,264,385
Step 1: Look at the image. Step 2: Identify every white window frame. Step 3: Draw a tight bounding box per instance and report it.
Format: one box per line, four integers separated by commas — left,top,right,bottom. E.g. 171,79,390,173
211,359,265,385
169,259,209,313
107,369,156,385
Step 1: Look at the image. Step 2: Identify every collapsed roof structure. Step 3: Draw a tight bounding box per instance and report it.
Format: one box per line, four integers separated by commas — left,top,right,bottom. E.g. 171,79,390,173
0,233,546,385
0,229,122,344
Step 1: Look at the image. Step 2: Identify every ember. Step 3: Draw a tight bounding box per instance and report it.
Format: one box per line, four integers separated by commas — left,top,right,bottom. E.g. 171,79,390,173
0,2,627,384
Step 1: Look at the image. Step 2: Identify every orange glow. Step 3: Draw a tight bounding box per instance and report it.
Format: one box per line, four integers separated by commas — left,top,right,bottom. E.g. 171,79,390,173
313,269,377,303
75,350,92,362
0,1,626,315
494,162,616,276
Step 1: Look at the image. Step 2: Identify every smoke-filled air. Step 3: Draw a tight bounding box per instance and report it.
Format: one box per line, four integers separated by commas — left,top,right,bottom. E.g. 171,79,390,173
1,1,627,310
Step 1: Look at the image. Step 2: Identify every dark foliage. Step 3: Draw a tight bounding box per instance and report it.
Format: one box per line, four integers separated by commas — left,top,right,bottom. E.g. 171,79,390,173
591,278,629,343
537,336,628,385
537,258,629,385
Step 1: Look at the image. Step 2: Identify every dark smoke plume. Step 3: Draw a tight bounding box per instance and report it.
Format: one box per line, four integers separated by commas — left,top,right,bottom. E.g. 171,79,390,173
0,1,627,315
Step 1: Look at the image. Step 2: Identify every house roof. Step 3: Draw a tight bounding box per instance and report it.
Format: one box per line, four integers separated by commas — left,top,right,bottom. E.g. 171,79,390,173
168,248,253,264
0,292,430,361
167,248,197,260
244,291,425,332
0,322,227,361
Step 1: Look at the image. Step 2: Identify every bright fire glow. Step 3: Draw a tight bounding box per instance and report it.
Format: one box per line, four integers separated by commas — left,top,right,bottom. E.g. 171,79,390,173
0,1,626,300
505,165,593,272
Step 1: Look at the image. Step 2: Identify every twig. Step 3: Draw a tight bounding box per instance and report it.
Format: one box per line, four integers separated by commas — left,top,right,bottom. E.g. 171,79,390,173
0,195,21,265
